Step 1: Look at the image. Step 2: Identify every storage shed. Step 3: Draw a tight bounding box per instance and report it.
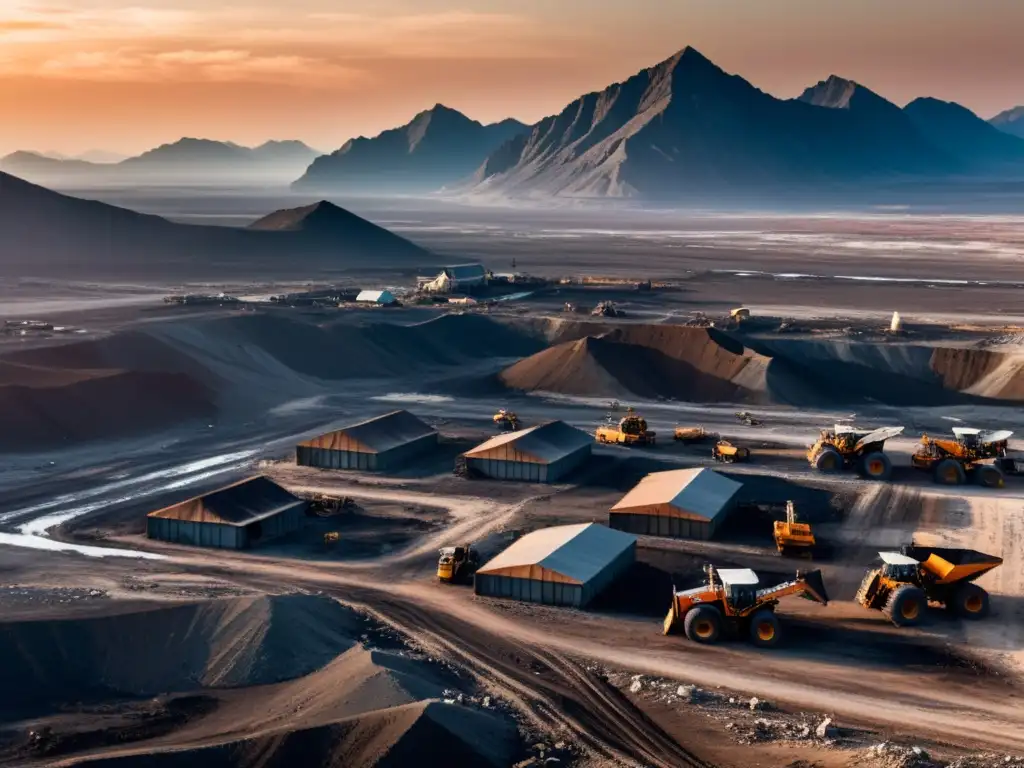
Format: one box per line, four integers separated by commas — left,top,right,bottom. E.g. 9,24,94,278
146,475,306,550
474,523,636,608
462,421,592,482
356,289,397,305
609,467,742,540
297,410,438,472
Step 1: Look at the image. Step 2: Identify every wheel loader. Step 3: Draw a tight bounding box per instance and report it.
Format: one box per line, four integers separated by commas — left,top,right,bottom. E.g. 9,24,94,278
855,545,1003,627
773,501,815,557
596,407,656,446
807,424,904,480
911,428,1013,488
663,564,829,647
437,544,480,584
712,440,750,463
493,409,520,432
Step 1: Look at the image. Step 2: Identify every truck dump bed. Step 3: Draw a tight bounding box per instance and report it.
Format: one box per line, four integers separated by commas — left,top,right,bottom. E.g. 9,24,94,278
901,545,1003,584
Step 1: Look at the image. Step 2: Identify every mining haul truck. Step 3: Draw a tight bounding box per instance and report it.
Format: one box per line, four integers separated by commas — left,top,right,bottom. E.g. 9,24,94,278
855,545,1003,627
807,424,904,480
437,545,480,585
596,407,656,446
912,428,1014,488
712,440,750,463
663,565,829,647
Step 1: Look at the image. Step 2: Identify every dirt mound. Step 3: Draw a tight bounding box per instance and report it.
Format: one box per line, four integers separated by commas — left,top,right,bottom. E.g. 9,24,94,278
67,702,520,768
500,325,769,402
0,594,362,719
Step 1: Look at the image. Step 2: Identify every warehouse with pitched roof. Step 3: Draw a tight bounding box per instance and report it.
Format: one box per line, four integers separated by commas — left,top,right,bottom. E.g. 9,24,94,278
462,420,592,482
146,475,306,549
609,467,743,540
297,410,438,471
474,523,636,607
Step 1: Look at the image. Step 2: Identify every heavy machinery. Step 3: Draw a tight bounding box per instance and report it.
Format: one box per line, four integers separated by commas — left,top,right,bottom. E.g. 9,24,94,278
855,545,1003,627
773,501,815,557
664,565,829,647
596,407,656,446
493,409,520,432
911,428,1014,487
735,411,763,427
323,532,340,544
712,440,750,463
807,424,904,480
673,425,715,443
308,494,356,517
437,544,480,584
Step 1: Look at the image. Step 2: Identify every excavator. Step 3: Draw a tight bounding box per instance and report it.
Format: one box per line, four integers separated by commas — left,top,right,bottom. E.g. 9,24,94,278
807,424,904,480
773,501,816,557
437,544,481,585
855,545,1003,626
911,428,1014,487
596,407,656,446
493,409,520,432
663,565,829,647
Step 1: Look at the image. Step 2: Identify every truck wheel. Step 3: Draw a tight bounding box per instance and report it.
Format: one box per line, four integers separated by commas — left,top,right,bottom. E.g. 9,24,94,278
814,447,843,473
748,610,781,648
953,583,990,619
975,464,1004,489
859,451,892,481
683,605,722,644
933,458,965,486
884,585,927,627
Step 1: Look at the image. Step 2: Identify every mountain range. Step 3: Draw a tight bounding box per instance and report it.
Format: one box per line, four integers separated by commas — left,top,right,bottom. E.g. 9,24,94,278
0,138,322,187
468,47,1024,199
293,104,528,193
0,171,428,278
991,106,1024,139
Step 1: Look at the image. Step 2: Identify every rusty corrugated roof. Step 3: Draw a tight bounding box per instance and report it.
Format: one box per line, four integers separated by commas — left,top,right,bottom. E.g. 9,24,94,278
299,410,436,454
464,420,591,463
148,475,305,526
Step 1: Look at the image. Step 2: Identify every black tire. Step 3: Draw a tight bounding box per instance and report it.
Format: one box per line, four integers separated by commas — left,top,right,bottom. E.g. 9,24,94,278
748,610,782,648
884,584,927,627
933,458,965,486
683,605,722,644
814,447,843,473
975,464,1004,489
952,583,990,619
859,451,892,481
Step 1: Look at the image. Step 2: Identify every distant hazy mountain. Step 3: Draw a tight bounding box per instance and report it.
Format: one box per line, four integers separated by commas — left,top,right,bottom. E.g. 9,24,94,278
0,171,428,278
990,106,1024,139
294,104,529,193
0,138,322,187
471,48,1024,199
75,150,127,163
903,98,1024,168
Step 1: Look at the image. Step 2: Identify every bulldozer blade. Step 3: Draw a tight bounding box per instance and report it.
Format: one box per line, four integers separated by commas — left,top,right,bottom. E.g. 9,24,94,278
799,569,830,605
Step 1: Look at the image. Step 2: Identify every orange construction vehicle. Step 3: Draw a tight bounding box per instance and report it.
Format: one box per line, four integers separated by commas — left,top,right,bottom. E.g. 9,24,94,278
912,428,1013,487
663,565,829,647
596,407,656,446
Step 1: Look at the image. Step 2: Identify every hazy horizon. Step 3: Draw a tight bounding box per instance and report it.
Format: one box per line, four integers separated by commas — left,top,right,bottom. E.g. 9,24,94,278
3,0,1024,157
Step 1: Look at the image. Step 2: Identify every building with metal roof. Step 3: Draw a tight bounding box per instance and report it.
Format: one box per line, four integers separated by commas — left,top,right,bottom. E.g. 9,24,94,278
356,289,397,305
421,264,488,294
474,523,636,607
609,467,743,540
146,475,306,549
297,410,438,472
462,420,592,483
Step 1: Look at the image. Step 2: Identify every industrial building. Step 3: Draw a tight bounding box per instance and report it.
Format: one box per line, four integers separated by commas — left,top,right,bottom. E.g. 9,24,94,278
421,264,487,294
609,467,743,540
356,289,397,305
146,475,306,550
474,523,636,607
297,410,438,472
462,421,592,482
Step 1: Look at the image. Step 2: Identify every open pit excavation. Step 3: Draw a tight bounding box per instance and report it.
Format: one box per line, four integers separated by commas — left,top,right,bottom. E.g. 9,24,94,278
5,268,1024,768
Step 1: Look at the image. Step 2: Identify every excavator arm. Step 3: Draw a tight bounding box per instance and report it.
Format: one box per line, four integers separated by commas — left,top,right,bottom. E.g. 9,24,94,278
755,570,830,606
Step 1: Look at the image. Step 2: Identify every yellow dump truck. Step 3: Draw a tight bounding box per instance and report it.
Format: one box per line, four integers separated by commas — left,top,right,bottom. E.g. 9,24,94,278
911,428,1013,487
712,440,750,463
664,565,829,647
596,408,656,446
855,545,1003,626
808,424,904,480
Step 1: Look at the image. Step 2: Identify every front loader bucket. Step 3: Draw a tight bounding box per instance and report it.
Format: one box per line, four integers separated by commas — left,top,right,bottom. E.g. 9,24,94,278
799,569,830,605
663,593,681,635
902,545,1003,584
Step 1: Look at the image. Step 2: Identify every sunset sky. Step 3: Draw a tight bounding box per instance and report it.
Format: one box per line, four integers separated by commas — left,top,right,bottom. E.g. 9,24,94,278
2,0,1023,156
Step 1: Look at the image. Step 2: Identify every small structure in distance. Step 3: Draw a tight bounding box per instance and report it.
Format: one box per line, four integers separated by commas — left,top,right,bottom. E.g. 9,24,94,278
356,289,397,306
419,264,487,294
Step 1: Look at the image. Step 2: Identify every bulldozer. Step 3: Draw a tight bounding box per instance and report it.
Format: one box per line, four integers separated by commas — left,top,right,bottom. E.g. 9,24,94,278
807,424,904,480
855,545,1003,627
712,440,750,463
437,544,481,585
673,425,715,443
773,501,816,557
493,409,520,432
911,428,1013,487
596,407,656,446
323,531,340,544
664,565,829,647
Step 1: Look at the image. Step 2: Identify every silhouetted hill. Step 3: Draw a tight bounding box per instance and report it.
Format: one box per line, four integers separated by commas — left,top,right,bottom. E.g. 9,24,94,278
294,104,529,193
0,172,429,278
989,106,1024,139
904,98,1024,168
